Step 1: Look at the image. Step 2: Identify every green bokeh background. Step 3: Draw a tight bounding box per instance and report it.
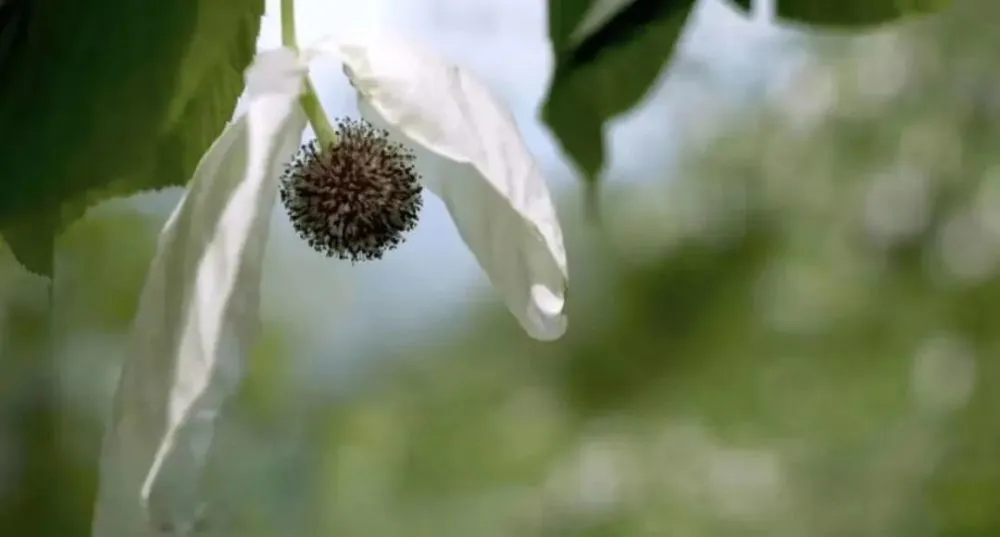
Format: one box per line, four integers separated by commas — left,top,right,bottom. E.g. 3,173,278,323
1,1,998,535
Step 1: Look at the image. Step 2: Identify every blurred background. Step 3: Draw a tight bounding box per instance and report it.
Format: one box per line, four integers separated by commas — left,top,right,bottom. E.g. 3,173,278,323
2,0,998,535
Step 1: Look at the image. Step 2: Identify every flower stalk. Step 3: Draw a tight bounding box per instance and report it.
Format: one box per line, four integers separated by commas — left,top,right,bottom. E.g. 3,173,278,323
280,0,338,146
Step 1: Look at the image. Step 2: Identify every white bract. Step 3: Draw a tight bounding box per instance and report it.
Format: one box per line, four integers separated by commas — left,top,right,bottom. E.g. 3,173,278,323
91,34,567,536
330,36,568,339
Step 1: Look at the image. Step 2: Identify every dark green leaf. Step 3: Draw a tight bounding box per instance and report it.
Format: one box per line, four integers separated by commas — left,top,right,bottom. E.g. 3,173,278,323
0,209,56,276
541,0,695,184
744,0,951,28
0,0,263,277
727,0,752,12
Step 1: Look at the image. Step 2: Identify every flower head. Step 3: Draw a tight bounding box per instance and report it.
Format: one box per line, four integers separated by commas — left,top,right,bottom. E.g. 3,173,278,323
279,117,423,261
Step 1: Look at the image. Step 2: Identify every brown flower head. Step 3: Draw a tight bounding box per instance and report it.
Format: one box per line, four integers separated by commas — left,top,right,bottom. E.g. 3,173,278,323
279,118,423,261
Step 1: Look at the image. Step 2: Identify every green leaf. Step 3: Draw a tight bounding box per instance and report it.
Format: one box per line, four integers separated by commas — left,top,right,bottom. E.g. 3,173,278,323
0,210,56,276
727,0,752,12
541,0,696,185
731,0,951,28
0,0,263,277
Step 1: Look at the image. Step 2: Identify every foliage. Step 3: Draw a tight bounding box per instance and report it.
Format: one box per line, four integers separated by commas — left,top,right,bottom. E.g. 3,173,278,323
541,0,695,184
540,0,950,202
0,0,263,275
766,0,951,27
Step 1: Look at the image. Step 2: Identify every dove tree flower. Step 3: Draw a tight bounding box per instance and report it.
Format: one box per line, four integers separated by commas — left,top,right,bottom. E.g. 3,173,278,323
90,7,567,537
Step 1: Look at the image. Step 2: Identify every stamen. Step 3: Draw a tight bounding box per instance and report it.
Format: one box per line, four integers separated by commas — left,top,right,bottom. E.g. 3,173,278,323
279,118,424,262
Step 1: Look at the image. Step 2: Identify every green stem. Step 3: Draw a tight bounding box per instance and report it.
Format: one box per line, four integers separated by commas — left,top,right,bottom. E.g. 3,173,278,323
280,0,338,147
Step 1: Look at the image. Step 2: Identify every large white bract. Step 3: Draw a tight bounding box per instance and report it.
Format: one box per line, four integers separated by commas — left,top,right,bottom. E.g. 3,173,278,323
329,36,568,341
91,35,567,537
91,48,309,537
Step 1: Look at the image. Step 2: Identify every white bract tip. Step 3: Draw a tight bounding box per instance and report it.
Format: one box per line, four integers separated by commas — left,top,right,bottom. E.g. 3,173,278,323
91,48,307,536
313,35,570,340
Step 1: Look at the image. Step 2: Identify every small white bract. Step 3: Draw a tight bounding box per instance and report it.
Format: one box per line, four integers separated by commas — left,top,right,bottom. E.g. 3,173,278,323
90,34,568,537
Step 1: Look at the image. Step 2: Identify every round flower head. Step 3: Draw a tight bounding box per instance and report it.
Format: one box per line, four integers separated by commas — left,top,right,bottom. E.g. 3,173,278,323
279,117,424,261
